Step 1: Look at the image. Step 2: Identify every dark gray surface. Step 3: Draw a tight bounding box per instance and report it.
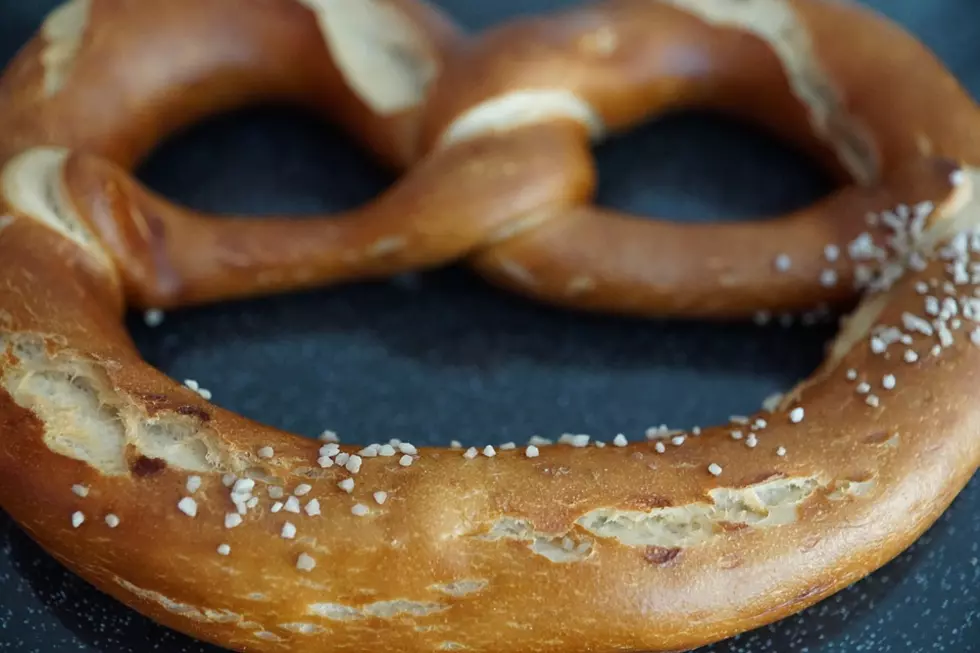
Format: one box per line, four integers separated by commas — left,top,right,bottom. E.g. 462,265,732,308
0,0,978,651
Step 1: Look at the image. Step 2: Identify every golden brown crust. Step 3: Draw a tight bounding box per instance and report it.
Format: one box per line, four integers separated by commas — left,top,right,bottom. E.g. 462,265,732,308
419,0,980,318
0,0,461,169
2,183,980,651
0,1,978,652
2,0,976,317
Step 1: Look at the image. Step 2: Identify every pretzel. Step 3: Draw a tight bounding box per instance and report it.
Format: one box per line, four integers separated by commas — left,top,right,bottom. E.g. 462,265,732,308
0,1,979,653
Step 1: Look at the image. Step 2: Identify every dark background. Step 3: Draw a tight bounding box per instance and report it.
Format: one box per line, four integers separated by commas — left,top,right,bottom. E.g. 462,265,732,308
0,0,978,651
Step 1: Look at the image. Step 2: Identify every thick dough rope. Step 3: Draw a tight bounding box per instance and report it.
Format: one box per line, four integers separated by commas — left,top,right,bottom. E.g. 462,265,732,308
0,0,476,308
0,1,978,653
418,0,980,318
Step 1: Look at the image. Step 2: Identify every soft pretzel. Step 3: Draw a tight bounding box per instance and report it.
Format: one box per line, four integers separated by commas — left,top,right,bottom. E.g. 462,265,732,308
420,0,980,318
0,2,979,653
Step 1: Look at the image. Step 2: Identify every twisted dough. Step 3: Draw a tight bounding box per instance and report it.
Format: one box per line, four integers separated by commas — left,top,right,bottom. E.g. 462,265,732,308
0,1,978,653
419,0,980,317
2,0,978,316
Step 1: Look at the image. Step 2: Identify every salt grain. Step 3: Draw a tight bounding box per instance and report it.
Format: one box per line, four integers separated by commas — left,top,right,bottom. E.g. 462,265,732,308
318,431,339,443
820,269,838,288
296,553,316,571
177,497,198,518
143,309,165,327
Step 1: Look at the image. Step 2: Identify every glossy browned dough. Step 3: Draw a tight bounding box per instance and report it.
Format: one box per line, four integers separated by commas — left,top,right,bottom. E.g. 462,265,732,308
0,1,978,652
418,0,980,317
1,0,977,316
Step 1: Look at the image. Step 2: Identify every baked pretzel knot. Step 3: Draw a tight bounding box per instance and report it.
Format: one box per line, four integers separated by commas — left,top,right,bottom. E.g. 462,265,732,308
421,0,980,317
0,1,978,652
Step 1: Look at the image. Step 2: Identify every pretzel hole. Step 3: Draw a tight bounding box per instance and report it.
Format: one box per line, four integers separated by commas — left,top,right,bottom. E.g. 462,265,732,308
130,262,828,444
135,106,392,219
593,110,835,223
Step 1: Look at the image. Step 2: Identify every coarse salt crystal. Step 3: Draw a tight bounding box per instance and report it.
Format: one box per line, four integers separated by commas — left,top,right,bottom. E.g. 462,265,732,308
177,497,198,517
296,553,316,571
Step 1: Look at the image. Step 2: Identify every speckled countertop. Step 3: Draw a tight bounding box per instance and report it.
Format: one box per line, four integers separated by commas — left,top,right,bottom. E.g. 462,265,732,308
0,0,978,651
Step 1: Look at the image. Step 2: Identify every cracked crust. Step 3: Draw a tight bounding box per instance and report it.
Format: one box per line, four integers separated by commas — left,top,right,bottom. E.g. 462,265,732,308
0,0,978,652
39,0,92,97
660,0,879,185
417,0,980,318
4,0,977,320
0,170,978,650
297,0,442,115
0,0,461,170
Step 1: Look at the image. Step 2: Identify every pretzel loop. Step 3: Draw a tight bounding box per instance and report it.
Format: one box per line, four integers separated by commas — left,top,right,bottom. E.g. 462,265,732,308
417,0,980,318
0,0,472,307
